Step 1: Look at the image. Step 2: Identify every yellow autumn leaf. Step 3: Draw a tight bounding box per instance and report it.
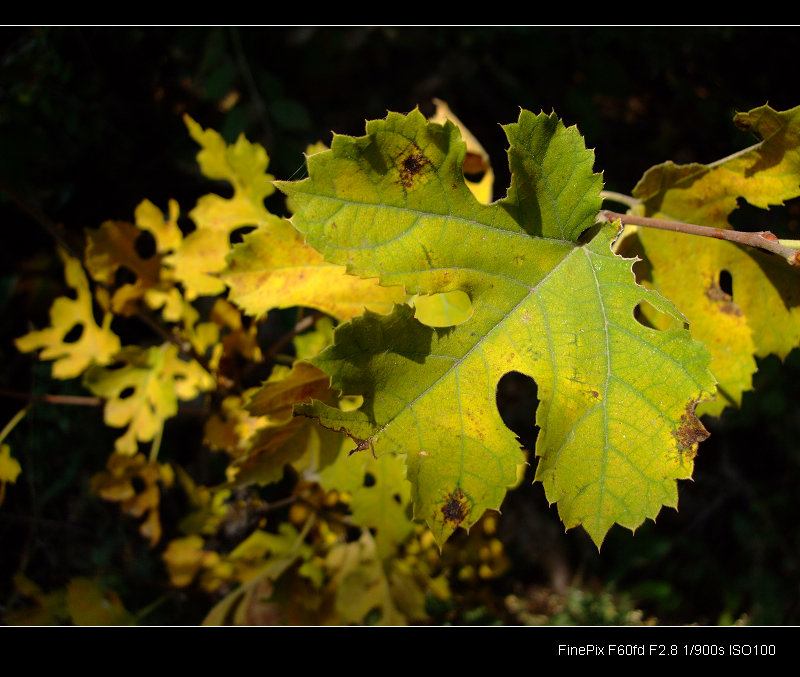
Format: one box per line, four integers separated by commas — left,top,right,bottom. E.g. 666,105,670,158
222,215,407,321
0,444,21,484
84,218,163,316
165,116,275,299
15,249,121,379
631,103,800,416
163,535,220,587
91,451,175,546
65,578,133,626
0,443,22,506
429,98,494,204
83,343,214,455
135,198,183,254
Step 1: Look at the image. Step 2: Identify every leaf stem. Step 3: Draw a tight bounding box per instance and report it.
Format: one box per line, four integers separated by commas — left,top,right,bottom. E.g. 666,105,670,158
599,210,800,267
599,191,641,209
0,406,30,445
0,389,102,407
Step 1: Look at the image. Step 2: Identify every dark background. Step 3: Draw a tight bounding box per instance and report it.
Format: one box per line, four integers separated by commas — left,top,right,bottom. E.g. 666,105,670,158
1,26,799,625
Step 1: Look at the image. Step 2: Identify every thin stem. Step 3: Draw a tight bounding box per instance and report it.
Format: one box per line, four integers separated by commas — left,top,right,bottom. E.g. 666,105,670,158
599,210,800,267
0,406,31,444
0,389,102,407
148,422,164,464
600,191,641,209
262,311,326,364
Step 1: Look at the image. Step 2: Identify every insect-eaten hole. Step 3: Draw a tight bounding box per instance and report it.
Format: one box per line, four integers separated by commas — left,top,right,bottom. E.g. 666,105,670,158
119,386,136,400
412,290,473,327
229,225,256,246
463,151,489,184
634,300,683,331
496,371,539,450
62,323,84,344
718,269,733,297
577,223,603,245
114,265,138,288
363,472,376,488
134,230,156,259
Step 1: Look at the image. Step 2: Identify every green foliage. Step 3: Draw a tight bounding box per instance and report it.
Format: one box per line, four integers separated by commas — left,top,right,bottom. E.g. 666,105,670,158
282,108,716,546
5,101,800,625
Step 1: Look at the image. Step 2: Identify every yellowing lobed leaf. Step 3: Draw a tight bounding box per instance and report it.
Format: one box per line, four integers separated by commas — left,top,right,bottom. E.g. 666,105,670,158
15,249,121,379
165,116,276,298
90,451,175,546
280,108,716,547
320,440,414,559
631,104,800,416
135,198,183,254
83,343,214,455
201,522,315,625
175,114,406,319
84,218,162,316
222,215,407,321
225,362,343,486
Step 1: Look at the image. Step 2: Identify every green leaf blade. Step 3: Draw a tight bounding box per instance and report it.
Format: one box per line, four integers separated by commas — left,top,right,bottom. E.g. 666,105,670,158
285,109,715,548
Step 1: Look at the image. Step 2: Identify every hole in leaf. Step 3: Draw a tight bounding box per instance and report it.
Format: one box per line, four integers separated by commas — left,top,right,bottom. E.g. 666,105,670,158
229,226,256,246
392,494,402,505
496,371,538,450
62,323,84,344
363,472,376,487
134,230,156,259
119,386,135,400
719,269,733,297
634,300,682,330
412,290,472,327
462,151,488,181
131,476,146,494
463,169,487,183
577,223,603,245
114,265,137,287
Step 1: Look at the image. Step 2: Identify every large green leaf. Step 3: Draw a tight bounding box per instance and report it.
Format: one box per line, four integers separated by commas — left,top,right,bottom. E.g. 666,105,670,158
279,109,715,547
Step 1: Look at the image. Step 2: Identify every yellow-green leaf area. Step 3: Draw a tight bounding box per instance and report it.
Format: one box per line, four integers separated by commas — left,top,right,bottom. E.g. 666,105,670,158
634,104,800,225
631,104,800,416
282,109,715,547
222,216,406,321
320,440,414,559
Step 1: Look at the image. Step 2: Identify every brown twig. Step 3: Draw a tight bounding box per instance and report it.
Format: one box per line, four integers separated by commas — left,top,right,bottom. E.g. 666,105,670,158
261,311,326,364
0,389,102,407
600,209,800,267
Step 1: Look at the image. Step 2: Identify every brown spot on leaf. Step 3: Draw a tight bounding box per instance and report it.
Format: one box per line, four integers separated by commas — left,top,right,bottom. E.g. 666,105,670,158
397,145,430,189
706,280,742,316
441,488,470,526
673,400,710,458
